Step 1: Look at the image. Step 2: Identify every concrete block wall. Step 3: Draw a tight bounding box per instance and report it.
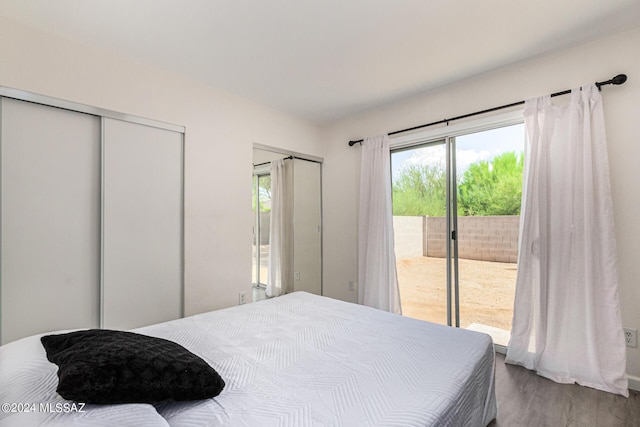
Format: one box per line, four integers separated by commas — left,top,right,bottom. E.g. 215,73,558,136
395,215,519,263
458,216,519,263
392,216,425,259
424,216,447,259
259,212,271,245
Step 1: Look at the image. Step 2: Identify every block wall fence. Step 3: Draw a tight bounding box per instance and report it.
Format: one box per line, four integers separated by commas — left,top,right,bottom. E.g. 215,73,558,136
393,216,519,263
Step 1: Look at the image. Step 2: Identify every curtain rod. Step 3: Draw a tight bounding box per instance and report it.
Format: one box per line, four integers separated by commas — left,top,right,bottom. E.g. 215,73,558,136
253,155,293,168
252,155,322,168
347,73,627,147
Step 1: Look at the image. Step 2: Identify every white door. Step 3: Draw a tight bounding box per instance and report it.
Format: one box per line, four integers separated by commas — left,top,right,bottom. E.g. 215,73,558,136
0,98,101,344
292,159,322,294
101,118,183,329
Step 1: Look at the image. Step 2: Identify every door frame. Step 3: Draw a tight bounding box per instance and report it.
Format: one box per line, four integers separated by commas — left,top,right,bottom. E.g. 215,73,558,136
390,110,524,329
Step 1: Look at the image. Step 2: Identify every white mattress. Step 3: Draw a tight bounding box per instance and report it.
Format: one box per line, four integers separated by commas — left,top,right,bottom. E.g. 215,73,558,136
0,292,496,426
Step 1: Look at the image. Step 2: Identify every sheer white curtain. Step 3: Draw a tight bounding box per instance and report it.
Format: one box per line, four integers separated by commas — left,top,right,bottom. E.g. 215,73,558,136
266,159,293,298
358,135,402,314
506,85,628,396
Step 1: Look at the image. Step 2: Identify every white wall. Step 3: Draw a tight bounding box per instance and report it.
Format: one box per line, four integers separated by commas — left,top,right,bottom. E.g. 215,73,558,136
0,17,323,317
322,27,640,377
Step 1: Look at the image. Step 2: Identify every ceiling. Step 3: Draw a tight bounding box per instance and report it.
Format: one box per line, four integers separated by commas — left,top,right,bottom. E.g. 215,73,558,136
2,0,639,123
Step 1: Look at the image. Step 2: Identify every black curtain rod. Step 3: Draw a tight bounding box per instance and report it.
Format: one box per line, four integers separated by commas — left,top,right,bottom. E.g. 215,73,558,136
253,156,293,168
348,73,627,146
252,155,322,168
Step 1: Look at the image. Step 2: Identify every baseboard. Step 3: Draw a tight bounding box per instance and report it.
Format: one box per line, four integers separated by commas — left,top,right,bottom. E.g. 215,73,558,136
493,345,640,392
494,343,507,355
628,374,640,392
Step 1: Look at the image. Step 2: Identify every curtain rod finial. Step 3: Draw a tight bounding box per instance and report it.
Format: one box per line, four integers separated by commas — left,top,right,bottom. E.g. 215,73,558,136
597,74,627,90
612,74,627,85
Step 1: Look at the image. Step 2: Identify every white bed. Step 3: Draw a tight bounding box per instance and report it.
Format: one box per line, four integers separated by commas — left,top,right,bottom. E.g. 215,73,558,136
0,292,496,426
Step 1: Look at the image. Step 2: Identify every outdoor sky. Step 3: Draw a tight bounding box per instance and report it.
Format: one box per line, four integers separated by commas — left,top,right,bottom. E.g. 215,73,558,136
391,123,525,183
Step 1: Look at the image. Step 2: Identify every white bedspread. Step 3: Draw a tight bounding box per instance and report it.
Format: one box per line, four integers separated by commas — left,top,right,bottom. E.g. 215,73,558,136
0,329,169,427
1,292,496,426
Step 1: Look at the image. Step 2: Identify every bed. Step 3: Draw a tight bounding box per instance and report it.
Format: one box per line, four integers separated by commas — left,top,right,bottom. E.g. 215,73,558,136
0,292,497,426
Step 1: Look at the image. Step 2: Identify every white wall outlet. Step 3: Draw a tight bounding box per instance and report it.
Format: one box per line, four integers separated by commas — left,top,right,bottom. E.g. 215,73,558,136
295,272,300,281
238,292,247,305
624,328,638,348
348,281,356,291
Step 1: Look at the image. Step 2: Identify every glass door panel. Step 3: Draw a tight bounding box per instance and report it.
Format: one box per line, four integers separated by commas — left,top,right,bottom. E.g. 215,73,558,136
453,123,525,346
391,140,449,326
252,175,258,285
253,174,272,286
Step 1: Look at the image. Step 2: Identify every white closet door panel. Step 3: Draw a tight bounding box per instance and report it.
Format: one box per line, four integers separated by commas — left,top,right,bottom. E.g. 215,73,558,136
102,118,183,330
0,98,101,344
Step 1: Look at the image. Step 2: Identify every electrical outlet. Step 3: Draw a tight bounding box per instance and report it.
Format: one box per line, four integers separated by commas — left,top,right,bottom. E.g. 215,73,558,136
624,328,637,348
295,272,300,281
238,292,247,305
348,281,356,291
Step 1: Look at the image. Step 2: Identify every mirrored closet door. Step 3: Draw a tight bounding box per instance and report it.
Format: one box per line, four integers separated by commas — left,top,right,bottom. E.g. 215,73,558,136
252,147,322,299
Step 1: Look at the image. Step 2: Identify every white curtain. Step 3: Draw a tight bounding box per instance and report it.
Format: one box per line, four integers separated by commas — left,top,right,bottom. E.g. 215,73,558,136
506,85,628,396
358,134,402,314
266,159,293,298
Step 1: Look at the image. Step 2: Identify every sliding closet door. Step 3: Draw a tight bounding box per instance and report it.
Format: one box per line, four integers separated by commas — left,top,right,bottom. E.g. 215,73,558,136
0,98,101,344
102,118,183,330
293,159,322,294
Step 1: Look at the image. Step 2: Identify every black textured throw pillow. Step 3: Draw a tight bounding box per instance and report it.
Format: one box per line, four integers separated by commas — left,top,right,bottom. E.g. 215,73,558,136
41,329,225,404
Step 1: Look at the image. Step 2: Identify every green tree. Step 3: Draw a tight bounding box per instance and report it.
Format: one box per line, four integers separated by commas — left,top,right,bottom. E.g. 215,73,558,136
392,163,446,216
457,151,524,216
252,175,272,212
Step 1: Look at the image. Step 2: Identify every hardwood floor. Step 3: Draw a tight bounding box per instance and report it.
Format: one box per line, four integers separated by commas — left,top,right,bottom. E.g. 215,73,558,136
489,353,640,427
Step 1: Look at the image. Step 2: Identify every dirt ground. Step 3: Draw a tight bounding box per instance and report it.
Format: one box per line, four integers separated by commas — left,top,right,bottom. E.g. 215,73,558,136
397,256,517,331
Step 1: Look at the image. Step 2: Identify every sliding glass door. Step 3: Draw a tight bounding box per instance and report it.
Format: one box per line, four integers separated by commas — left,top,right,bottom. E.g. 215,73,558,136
391,140,449,325
453,125,524,344
391,122,524,346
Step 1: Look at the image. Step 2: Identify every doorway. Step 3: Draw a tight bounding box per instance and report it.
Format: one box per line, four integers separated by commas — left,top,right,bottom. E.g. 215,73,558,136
391,122,524,346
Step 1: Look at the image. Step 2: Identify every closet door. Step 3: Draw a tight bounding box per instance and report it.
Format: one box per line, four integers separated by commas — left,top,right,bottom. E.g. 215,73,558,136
102,118,183,330
293,159,322,295
0,98,101,344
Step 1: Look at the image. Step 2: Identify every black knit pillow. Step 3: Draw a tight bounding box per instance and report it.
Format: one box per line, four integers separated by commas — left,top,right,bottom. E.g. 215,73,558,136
41,329,225,404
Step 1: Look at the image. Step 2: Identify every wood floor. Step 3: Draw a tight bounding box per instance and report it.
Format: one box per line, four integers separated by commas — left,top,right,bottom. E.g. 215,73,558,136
489,353,640,427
